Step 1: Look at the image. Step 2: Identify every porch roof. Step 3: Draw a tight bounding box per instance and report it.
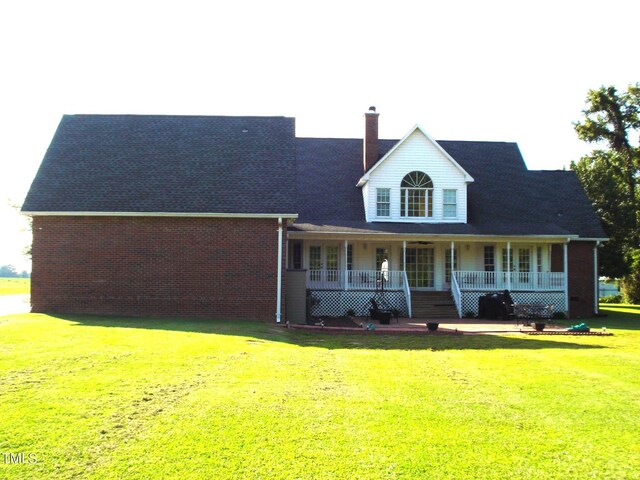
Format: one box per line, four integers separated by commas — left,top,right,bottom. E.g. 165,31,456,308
288,221,575,238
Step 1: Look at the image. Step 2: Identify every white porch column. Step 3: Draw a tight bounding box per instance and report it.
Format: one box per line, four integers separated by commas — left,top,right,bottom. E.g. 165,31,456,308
594,241,600,315
563,241,569,313
450,241,455,284
507,241,511,290
344,240,349,291
403,240,407,272
276,218,283,323
532,244,538,290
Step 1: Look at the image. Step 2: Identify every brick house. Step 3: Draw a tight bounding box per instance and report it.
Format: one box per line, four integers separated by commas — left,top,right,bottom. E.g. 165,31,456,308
22,109,607,320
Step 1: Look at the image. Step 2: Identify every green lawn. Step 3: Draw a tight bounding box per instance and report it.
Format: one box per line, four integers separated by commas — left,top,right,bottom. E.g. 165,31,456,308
0,278,30,295
1,307,639,479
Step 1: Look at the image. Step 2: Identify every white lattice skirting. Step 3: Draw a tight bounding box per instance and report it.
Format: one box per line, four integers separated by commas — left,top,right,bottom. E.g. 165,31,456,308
308,290,409,318
460,291,566,317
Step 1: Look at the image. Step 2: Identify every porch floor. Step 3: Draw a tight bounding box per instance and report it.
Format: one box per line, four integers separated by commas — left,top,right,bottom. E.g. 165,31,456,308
290,317,570,335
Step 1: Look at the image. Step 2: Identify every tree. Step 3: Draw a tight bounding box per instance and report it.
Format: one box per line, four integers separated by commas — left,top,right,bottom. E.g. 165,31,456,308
0,265,19,278
572,83,640,301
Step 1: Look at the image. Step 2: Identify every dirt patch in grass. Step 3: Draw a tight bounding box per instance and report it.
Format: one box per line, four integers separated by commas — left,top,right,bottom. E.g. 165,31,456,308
309,316,361,328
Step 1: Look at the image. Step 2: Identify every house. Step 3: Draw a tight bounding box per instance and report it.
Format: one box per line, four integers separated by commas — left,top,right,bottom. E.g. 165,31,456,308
22,109,607,321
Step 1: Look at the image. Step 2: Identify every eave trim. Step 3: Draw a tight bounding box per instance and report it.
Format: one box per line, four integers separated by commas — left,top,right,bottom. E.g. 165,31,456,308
22,211,299,219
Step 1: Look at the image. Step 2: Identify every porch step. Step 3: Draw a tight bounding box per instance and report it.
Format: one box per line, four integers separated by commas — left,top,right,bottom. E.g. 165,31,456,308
410,291,458,319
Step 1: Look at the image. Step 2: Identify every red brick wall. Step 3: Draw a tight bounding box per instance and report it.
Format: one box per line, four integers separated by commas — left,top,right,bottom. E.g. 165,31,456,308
31,216,286,320
551,241,597,318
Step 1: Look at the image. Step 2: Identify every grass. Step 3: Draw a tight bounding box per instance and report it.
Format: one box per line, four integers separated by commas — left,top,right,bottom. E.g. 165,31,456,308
0,307,639,479
0,278,30,295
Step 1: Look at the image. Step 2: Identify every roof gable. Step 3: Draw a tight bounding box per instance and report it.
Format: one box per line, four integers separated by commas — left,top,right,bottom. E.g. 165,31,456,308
357,125,474,187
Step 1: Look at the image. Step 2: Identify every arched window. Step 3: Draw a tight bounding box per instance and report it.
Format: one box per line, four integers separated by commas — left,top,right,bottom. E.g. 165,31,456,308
400,171,433,217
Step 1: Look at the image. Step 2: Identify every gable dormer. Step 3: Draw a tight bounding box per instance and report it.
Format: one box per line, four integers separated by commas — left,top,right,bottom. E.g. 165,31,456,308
357,119,474,224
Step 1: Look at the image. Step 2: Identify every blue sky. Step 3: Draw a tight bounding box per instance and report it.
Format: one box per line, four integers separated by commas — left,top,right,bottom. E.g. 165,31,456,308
1,0,638,271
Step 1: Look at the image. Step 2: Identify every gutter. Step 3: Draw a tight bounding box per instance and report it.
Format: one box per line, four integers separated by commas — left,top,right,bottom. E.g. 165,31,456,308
287,231,581,241
21,211,298,219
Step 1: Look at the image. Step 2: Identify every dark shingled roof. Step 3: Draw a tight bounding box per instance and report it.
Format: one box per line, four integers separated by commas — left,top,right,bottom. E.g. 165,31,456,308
293,137,606,239
22,115,297,214
23,114,605,239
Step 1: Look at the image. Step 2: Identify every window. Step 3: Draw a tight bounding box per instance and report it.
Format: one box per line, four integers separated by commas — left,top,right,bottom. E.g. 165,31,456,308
443,189,457,218
400,171,433,217
326,246,339,282
309,246,321,281
347,244,353,271
537,246,543,273
502,248,515,272
484,246,495,272
445,248,458,283
288,240,302,269
375,248,388,271
519,248,531,273
376,188,390,217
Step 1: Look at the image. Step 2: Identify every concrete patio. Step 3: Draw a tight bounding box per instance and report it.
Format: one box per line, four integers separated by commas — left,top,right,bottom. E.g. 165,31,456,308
290,316,572,335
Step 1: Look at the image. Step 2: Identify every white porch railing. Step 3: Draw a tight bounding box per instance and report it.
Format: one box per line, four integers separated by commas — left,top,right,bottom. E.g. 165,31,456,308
453,271,565,291
451,270,463,318
402,270,412,318
307,269,405,291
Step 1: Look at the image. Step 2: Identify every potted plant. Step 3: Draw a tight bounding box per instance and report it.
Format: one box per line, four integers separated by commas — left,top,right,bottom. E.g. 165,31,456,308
426,322,439,331
534,322,546,332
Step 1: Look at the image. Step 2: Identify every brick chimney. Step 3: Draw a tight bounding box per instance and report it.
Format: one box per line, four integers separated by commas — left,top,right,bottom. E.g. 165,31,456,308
363,106,379,172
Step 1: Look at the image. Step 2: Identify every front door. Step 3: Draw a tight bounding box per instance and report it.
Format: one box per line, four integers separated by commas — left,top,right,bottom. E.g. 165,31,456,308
405,247,434,289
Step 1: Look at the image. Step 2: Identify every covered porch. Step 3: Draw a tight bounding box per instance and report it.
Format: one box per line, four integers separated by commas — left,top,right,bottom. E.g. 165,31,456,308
287,236,570,319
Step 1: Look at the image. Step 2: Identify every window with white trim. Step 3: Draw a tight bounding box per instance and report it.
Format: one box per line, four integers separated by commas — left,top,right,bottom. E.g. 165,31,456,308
502,248,515,272
537,246,543,272
484,246,495,272
400,171,433,217
443,189,457,218
375,248,388,271
376,188,390,217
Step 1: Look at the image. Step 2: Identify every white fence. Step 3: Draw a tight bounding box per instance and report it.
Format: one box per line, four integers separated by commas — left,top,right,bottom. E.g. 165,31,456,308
306,269,405,291
453,271,564,291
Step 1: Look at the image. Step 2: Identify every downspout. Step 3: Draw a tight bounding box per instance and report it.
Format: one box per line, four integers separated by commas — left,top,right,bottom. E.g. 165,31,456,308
594,241,600,315
276,217,283,323
563,241,569,314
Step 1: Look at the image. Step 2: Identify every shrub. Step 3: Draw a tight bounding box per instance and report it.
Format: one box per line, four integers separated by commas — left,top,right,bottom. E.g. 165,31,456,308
599,294,623,304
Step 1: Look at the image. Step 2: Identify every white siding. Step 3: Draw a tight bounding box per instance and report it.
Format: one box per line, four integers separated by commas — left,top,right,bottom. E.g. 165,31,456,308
365,129,468,223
